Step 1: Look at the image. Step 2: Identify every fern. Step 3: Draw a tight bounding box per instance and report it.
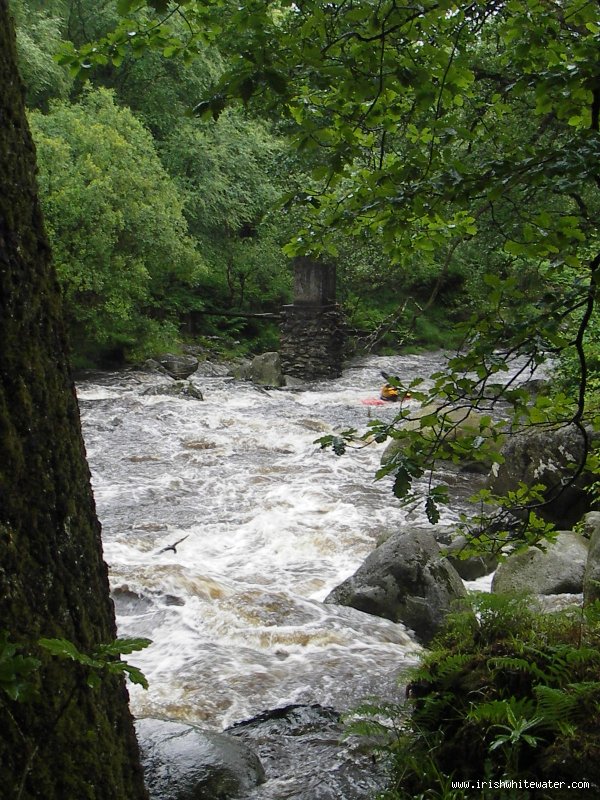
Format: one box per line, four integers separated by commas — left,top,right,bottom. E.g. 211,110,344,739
411,652,473,686
351,591,600,798
429,653,474,684
532,685,580,729
468,697,536,727
487,655,549,683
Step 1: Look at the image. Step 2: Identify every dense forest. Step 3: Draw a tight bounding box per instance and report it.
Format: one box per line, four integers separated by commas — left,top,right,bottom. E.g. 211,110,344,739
10,0,505,367
3,1,600,798
11,1,600,388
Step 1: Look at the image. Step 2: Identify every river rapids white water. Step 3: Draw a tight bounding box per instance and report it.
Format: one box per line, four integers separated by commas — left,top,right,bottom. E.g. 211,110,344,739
76,351,521,797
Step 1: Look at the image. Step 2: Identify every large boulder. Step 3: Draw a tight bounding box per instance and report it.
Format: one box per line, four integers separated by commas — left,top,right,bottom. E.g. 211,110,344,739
488,424,596,529
156,353,199,380
194,360,231,378
583,512,600,604
324,529,466,645
136,718,265,800
492,531,589,596
228,359,253,380
250,352,284,387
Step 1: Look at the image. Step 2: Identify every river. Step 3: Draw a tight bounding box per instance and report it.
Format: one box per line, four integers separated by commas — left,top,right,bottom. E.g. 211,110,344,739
76,351,511,797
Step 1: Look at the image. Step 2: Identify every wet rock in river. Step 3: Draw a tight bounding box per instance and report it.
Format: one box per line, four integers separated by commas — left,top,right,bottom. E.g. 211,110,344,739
156,353,199,379
488,423,598,529
250,352,285,387
229,703,340,738
444,534,498,581
143,358,171,376
143,381,204,400
227,704,389,800
136,718,265,800
325,529,466,645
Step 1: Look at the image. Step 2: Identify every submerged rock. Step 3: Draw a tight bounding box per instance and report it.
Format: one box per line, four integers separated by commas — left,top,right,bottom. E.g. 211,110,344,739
227,704,388,800
325,529,466,645
229,703,340,738
142,381,204,400
136,718,265,800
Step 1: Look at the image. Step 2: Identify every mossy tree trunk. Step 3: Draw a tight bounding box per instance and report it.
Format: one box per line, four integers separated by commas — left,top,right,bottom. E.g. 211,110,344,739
0,3,147,797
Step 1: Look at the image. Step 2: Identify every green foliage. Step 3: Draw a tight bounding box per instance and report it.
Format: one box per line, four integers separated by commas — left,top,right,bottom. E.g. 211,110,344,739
13,1,295,358
0,632,41,702
10,0,73,108
74,0,600,540
0,632,151,699
29,87,204,364
160,111,292,312
0,630,150,796
352,595,600,798
39,636,151,689
13,1,600,543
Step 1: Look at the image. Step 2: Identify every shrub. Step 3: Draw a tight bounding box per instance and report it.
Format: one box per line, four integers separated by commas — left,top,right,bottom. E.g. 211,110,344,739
350,594,600,799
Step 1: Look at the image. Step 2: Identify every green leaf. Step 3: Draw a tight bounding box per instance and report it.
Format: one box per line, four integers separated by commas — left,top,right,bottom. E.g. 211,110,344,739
263,69,287,95
0,632,41,702
121,663,149,689
95,637,152,657
392,466,411,498
425,495,440,524
39,638,85,661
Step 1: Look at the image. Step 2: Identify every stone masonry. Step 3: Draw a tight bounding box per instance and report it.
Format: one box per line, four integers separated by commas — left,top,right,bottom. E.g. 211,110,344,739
279,258,346,381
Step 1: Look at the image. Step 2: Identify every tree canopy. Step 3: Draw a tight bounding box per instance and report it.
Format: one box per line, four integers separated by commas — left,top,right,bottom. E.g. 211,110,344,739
31,87,205,363
12,0,295,362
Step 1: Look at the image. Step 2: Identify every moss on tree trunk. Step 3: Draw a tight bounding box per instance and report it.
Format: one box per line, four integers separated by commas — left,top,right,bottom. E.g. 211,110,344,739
0,3,147,797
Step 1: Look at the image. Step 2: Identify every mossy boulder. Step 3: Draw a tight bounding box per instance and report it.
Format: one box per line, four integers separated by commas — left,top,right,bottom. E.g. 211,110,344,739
250,351,284,387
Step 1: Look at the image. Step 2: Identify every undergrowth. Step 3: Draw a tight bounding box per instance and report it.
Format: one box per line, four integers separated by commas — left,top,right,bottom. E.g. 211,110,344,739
348,593,600,799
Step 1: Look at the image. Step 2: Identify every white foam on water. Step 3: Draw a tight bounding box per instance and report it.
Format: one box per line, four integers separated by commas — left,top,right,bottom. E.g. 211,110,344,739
77,351,537,731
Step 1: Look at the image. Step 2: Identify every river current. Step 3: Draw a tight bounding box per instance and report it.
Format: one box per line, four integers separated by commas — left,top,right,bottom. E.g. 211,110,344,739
76,351,508,796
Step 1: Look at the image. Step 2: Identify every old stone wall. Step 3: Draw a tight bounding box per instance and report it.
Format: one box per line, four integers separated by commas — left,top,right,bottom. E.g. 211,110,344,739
280,305,346,380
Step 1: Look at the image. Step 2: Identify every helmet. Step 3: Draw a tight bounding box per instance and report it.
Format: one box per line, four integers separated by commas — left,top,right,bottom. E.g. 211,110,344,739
380,384,400,401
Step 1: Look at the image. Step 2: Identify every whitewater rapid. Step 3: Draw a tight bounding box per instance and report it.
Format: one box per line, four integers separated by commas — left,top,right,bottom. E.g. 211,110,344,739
78,355,451,732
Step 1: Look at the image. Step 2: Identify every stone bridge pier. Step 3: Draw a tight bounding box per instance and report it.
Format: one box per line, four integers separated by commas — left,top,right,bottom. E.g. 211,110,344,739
279,257,345,381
